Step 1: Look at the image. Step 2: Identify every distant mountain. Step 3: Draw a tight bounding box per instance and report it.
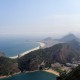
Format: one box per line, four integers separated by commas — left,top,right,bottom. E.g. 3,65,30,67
67,39,80,53
42,37,54,48
19,42,80,71
42,37,53,42
59,33,80,42
42,34,80,48
42,37,61,48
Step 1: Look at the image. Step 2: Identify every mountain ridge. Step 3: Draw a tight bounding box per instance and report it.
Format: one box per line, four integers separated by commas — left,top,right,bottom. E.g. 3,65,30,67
18,40,80,71
59,33,80,42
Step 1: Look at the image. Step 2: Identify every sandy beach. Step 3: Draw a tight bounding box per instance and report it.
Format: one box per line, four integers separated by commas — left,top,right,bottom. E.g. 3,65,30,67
10,42,45,59
39,42,45,48
25,69,59,76
0,72,21,79
0,76,7,79
44,69,59,76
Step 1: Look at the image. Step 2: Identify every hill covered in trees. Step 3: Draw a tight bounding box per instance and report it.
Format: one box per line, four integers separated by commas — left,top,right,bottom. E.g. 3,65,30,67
0,57,19,76
18,40,80,71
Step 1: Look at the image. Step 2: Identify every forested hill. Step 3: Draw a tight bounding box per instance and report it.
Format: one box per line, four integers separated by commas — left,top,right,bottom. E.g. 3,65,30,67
0,57,19,76
18,41,80,71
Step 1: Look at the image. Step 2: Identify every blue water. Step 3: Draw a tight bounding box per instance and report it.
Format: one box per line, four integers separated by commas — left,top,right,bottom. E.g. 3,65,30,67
0,38,39,57
0,71,57,80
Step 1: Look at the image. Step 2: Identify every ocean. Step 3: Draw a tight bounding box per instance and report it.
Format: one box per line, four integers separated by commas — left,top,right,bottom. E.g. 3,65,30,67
0,38,39,57
0,38,57,80
0,71,57,80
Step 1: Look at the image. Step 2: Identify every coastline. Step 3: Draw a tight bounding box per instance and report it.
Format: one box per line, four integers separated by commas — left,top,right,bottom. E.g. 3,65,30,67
0,76,8,79
0,42,46,79
25,69,59,76
0,72,21,79
38,42,45,48
0,69,59,79
44,69,59,76
10,42,45,59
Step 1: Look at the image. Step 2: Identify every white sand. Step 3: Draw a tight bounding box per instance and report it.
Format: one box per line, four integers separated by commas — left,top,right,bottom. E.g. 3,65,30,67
39,42,45,48
10,42,45,59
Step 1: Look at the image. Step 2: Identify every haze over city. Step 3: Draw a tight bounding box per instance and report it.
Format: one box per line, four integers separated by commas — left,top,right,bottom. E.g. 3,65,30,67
0,0,80,38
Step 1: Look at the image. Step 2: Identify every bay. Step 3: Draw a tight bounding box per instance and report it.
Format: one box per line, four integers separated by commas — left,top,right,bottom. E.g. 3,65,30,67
0,71,57,80
0,38,39,57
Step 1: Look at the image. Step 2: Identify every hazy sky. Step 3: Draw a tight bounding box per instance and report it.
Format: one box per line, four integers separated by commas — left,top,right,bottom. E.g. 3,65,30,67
0,0,80,37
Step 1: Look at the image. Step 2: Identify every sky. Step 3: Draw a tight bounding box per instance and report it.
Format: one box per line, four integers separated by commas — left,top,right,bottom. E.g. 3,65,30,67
0,0,80,38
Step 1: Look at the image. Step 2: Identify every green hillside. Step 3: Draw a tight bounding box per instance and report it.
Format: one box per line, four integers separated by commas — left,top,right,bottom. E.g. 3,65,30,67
0,57,19,76
18,42,80,71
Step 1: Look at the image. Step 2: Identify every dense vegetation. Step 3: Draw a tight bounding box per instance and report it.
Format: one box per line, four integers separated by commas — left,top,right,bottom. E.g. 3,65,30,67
0,57,19,76
18,41,80,71
58,65,80,80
